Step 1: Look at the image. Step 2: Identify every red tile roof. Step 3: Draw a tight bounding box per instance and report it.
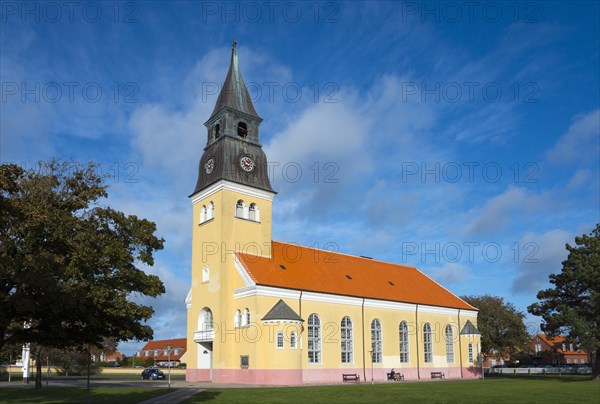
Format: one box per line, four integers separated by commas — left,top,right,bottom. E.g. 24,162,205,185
534,334,587,355
236,241,476,310
139,338,187,361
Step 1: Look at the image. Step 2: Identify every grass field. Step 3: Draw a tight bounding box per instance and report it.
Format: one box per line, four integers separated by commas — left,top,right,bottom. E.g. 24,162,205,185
183,375,600,403
1,375,598,403
0,387,169,403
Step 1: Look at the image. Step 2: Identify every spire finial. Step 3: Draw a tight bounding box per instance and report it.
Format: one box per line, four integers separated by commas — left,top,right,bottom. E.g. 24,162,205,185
232,40,237,51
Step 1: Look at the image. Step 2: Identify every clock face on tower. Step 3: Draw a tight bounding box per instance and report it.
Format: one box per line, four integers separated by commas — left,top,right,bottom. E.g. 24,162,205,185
204,158,215,174
239,156,255,172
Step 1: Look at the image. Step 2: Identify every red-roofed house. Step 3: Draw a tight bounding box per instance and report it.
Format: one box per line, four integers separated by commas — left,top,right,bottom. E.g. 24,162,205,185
137,338,187,368
530,334,589,365
185,42,481,385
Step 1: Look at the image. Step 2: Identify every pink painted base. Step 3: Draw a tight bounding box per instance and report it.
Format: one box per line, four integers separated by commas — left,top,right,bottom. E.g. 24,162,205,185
186,368,211,382
186,366,481,384
214,369,303,385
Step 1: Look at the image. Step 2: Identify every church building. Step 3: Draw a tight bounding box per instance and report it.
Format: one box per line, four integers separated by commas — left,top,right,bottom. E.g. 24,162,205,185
185,42,481,385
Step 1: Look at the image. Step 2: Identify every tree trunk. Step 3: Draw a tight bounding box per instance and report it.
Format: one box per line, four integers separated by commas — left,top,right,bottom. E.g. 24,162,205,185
35,349,42,389
593,350,600,381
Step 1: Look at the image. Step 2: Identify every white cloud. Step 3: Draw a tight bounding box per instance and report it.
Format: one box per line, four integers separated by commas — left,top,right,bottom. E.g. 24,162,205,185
425,263,470,286
546,109,600,164
467,186,552,235
511,229,572,294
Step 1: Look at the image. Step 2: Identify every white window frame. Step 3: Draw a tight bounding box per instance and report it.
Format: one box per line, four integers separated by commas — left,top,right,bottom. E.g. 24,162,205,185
276,331,284,349
207,201,214,220
308,314,321,364
244,308,250,326
371,319,382,363
200,205,207,223
399,321,410,363
236,200,245,218
341,316,353,364
202,267,210,283
468,342,474,363
248,203,259,222
234,309,241,328
445,324,455,364
423,323,433,363
290,331,297,349
199,308,213,331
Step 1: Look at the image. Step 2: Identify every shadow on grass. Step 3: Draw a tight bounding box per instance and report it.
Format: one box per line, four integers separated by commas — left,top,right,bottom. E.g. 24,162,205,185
188,390,222,402
0,386,169,404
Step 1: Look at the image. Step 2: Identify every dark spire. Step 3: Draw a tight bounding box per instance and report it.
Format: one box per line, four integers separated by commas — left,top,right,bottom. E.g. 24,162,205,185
209,40,260,120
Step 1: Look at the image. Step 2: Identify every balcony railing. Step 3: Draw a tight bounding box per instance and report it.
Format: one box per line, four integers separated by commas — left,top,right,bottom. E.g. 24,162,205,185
194,328,215,342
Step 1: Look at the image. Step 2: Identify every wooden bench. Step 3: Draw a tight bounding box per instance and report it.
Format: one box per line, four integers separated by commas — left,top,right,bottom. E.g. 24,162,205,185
387,372,404,381
342,373,360,382
431,372,445,379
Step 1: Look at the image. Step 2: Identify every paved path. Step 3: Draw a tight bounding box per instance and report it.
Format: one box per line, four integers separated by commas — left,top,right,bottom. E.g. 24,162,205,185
138,388,204,404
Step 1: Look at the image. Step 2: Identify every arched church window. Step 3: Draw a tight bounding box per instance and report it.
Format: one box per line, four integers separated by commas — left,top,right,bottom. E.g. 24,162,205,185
371,319,382,363
341,316,353,363
290,331,297,349
236,200,245,218
214,123,221,139
423,323,433,363
199,308,213,332
237,122,247,138
445,324,455,364
235,309,242,327
249,203,257,221
244,308,250,326
399,321,410,363
308,314,321,363
207,202,214,220
200,205,207,223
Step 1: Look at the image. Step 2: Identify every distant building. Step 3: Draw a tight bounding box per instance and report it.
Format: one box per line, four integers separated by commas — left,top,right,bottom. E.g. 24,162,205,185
530,334,588,365
137,338,187,368
93,350,124,363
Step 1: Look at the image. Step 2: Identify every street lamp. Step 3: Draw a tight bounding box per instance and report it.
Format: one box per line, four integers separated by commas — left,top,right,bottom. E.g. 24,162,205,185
166,344,171,389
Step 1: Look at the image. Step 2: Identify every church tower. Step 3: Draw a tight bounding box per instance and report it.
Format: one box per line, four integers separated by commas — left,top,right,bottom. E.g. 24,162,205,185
186,41,275,382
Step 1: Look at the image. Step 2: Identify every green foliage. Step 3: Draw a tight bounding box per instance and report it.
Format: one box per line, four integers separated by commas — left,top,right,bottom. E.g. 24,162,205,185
121,356,153,368
0,160,165,353
528,224,600,379
460,295,529,356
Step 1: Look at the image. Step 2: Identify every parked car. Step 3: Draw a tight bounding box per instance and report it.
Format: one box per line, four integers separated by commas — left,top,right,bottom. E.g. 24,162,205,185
141,368,166,380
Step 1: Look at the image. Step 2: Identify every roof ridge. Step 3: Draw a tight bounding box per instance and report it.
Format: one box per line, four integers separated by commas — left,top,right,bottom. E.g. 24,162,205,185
270,240,419,271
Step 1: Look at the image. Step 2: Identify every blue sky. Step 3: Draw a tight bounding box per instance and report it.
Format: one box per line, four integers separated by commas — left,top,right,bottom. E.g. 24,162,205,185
2,1,598,355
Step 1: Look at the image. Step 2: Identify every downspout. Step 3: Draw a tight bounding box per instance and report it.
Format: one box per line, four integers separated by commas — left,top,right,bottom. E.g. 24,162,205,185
362,298,366,382
458,309,464,378
299,291,303,382
415,304,420,380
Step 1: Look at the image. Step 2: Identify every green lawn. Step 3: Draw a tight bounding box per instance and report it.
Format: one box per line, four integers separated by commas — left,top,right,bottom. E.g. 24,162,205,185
0,387,169,403
183,375,600,403
1,375,598,404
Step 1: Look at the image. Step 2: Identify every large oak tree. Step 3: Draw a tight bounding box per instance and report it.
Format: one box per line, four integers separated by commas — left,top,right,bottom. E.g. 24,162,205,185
528,224,599,380
0,161,165,387
461,295,530,359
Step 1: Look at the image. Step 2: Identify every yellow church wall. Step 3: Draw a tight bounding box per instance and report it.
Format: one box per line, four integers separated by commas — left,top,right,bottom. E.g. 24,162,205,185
187,183,274,379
